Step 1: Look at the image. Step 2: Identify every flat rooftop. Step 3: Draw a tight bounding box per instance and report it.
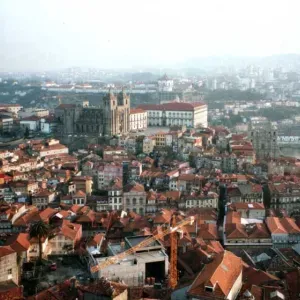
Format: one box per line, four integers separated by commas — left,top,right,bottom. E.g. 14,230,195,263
108,235,163,256
126,235,161,248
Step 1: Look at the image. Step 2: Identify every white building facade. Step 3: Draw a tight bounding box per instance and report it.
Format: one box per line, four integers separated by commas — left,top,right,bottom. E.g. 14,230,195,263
158,74,174,92
138,102,208,128
129,108,147,131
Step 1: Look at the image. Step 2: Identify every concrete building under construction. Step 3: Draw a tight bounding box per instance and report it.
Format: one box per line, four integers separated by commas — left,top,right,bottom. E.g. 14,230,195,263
94,235,169,286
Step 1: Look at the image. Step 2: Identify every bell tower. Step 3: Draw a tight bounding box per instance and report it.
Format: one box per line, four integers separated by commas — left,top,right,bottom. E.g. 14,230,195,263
103,89,117,136
103,88,130,136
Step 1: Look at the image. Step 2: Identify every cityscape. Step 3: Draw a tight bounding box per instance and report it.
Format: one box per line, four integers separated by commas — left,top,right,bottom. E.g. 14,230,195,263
2,1,300,300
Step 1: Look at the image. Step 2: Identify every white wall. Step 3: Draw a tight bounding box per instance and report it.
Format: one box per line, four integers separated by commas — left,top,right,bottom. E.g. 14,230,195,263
227,271,242,300
20,120,38,131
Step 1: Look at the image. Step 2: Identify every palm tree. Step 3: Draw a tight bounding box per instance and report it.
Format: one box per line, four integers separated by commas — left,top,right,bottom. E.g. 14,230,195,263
29,221,50,263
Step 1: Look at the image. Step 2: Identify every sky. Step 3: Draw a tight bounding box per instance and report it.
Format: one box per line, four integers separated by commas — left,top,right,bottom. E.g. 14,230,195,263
1,0,300,71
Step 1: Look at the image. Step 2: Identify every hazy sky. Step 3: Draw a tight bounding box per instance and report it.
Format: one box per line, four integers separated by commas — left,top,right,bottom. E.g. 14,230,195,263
1,0,300,71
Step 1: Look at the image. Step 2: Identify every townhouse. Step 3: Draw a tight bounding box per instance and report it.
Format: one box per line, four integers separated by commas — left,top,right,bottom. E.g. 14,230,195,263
32,190,55,210
123,183,147,215
49,220,82,255
266,217,300,247
0,246,18,284
269,182,300,215
224,211,272,247
183,192,219,210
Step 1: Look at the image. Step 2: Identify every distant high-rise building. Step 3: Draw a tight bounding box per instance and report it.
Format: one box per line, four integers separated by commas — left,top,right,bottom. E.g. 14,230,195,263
249,79,256,89
263,69,274,82
212,79,217,90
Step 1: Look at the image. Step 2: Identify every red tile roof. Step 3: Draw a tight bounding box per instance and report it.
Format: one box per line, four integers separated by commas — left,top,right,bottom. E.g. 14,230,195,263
226,211,242,224
178,174,204,181
79,278,128,297
4,233,30,252
60,220,81,240
20,116,40,121
198,223,219,240
123,182,145,193
73,190,86,197
138,102,206,112
266,217,297,234
88,233,104,247
13,206,41,227
0,246,15,258
231,202,265,210
56,104,76,109
226,223,248,239
242,263,279,291
188,251,242,298
0,103,22,107
130,108,146,114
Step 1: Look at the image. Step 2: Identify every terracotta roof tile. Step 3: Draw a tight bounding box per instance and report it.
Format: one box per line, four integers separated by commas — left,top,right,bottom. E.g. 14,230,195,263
266,217,288,234
188,251,242,298
123,183,145,193
138,102,206,112
4,233,30,252
39,207,57,222
73,190,86,197
198,223,219,240
130,108,146,114
59,220,81,240
0,246,15,258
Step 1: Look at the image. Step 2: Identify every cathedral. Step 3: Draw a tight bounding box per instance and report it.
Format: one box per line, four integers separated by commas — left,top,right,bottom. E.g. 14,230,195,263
55,90,130,136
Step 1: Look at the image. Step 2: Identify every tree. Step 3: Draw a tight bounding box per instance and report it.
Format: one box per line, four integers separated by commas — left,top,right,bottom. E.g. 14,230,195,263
29,221,50,263
188,154,196,168
24,127,30,139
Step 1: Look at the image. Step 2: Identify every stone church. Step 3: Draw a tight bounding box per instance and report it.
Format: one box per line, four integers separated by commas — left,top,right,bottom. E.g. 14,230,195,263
55,90,130,136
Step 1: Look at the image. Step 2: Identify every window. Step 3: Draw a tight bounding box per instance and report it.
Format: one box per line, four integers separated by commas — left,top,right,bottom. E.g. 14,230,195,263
7,268,12,275
132,198,137,205
205,286,214,292
139,197,144,204
126,198,130,205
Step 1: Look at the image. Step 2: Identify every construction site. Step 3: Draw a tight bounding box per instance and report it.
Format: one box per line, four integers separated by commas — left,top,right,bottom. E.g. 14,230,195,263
95,235,168,286
86,214,195,296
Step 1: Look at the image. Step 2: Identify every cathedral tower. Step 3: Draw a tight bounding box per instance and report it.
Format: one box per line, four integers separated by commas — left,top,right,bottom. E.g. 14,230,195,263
103,89,130,136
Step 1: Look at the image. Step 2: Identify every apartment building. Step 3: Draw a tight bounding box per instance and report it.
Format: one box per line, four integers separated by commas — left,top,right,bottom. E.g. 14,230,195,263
0,246,18,284
123,183,147,215
50,221,82,255
32,190,55,210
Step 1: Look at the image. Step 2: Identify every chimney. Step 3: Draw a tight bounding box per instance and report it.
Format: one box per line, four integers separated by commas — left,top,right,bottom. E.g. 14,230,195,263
120,241,125,249
41,180,47,189
70,278,77,290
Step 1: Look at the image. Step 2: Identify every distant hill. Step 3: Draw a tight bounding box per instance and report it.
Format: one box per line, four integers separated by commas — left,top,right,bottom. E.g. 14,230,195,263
180,54,300,70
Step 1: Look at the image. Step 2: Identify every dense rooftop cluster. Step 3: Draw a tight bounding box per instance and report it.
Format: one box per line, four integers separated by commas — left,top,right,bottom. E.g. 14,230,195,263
2,114,300,299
